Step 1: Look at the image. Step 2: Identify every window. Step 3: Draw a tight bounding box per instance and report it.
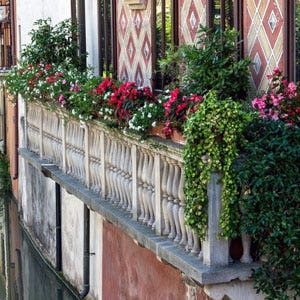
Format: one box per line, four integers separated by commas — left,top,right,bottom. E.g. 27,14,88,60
296,1,300,81
98,0,117,78
207,0,242,31
286,0,300,81
207,0,243,58
152,0,178,90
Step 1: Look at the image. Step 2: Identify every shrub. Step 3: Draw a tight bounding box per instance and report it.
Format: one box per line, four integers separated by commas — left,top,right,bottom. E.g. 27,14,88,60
237,118,300,299
181,25,251,101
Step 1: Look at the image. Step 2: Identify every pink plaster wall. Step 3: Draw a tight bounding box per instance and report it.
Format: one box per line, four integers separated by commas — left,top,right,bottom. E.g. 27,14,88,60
102,221,209,300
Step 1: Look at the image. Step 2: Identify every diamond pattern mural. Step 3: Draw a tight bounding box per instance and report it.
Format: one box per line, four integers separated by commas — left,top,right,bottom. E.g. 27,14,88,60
244,0,284,90
117,1,152,87
180,0,206,44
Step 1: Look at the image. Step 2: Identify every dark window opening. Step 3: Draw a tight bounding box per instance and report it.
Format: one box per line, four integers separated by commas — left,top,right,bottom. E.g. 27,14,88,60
98,0,117,78
153,0,178,91
296,1,300,81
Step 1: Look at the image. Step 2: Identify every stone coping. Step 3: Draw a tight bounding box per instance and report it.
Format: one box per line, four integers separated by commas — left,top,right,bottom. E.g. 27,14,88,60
19,147,259,286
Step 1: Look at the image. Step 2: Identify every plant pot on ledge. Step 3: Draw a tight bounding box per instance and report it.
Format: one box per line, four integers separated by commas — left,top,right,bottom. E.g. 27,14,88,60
171,128,186,145
149,123,167,139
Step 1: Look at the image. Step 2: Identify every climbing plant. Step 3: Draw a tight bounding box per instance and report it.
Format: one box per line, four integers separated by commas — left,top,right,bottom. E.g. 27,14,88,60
183,91,249,239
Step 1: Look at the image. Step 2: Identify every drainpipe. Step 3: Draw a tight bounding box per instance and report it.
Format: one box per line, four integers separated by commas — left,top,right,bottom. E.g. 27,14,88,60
55,183,62,271
79,204,90,299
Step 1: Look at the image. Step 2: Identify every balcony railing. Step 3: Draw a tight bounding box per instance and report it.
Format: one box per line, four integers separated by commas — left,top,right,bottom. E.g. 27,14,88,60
25,101,252,267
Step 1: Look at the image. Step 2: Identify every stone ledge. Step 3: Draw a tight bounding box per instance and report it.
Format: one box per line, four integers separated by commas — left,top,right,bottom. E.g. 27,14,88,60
19,147,259,285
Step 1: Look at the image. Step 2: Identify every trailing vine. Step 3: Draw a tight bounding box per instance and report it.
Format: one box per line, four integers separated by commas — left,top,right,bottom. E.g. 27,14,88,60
183,91,248,239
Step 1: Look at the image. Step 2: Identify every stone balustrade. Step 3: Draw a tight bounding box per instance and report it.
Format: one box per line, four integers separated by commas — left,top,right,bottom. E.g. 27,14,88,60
25,102,252,267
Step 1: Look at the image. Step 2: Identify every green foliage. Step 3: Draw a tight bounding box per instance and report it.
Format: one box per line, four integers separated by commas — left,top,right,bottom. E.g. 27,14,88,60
0,153,11,197
181,25,251,101
184,91,249,238
236,118,300,299
129,94,166,135
20,18,83,68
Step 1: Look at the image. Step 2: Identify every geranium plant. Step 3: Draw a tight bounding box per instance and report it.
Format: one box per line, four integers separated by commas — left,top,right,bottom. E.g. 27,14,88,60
108,82,155,127
92,77,118,118
162,88,203,135
252,68,300,126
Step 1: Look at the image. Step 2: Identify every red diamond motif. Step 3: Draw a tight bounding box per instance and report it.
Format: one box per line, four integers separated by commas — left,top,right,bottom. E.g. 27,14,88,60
134,11,143,38
186,0,200,42
135,64,144,87
262,2,283,48
126,34,136,65
250,39,267,88
119,7,128,38
142,33,151,66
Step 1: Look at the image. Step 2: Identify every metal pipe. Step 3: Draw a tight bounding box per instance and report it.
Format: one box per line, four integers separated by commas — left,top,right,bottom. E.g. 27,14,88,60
55,183,62,271
79,204,90,299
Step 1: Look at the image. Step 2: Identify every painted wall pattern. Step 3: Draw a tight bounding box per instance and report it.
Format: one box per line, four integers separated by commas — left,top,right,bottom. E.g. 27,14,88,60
117,0,152,87
179,0,206,45
244,0,284,91
116,0,287,92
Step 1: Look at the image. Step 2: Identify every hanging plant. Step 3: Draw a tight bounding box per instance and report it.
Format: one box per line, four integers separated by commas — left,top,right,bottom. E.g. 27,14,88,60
183,91,249,239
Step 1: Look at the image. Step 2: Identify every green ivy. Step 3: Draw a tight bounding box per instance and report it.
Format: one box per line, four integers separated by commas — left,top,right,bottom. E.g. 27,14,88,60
183,91,249,239
0,153,11,197
236,118,300,299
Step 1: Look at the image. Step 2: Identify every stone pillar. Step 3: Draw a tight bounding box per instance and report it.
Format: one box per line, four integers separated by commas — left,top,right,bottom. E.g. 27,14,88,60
203,172,229,266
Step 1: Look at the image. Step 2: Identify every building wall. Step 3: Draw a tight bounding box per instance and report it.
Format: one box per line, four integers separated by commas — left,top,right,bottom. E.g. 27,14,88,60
117,0,153,87
244,0,285,91
179,0,207,45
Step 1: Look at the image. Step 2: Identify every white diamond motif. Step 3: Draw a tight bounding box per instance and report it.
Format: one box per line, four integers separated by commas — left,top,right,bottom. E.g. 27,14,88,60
253,53,261,74
190,11,197,29
268,10,277,33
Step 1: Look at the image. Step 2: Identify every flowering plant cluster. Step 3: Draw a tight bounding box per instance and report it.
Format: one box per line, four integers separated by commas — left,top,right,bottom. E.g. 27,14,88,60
252,68,300,126
108,82,155,126
129,94,166,134
162,88,203,135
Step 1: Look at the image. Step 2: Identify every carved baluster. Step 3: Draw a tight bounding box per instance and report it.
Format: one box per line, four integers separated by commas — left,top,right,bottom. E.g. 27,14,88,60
240,233,253,263
166,158,176,239
178,165,187,246
161,158,170,235
137,151,145,221
105,137,112,200
141,150,150,224
191,230,201,255
125,145,132,211
185,227,193,252
146,151,155,226
172,161,182,242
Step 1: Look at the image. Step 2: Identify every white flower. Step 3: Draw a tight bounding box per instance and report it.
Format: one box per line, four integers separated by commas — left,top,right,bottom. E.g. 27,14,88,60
151,121,157,127
147,113,152,118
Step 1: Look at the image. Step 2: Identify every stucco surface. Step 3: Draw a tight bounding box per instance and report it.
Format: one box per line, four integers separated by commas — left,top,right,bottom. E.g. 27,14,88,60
102,220,188,300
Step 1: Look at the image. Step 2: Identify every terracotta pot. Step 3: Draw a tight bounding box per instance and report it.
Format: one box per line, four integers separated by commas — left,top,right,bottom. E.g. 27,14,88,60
149,124,167,139
171,129,186,145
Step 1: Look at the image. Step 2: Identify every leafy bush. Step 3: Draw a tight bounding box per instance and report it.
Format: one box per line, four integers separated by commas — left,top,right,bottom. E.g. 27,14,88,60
20,18,83,68
181,25,251,101
237,118,300,299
